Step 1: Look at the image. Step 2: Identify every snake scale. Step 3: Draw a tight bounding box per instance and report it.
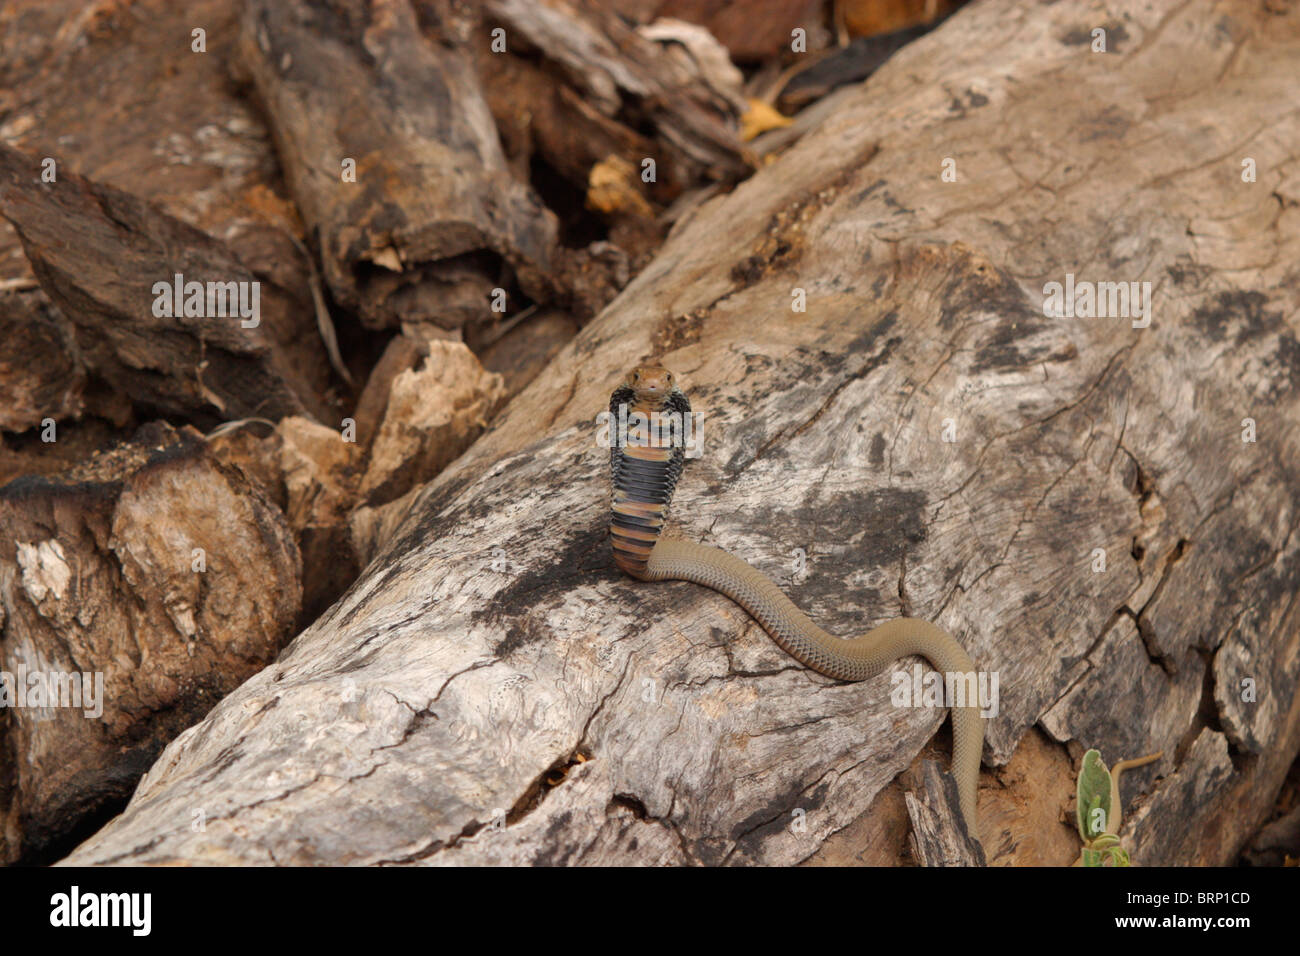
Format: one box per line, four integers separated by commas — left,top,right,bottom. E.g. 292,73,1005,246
609,365,985,843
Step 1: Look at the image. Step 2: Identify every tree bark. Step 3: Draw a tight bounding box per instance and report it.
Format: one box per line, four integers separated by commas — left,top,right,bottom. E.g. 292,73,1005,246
0,422,301,864
0,285,84,433
0,0,328,432
0,145,333,426
485,0,750,181
62,0,1300,866
233,0,561,334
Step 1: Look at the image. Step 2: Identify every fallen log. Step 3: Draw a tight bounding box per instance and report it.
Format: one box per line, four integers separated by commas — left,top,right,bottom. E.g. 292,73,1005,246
233,0,560,335
0,0,330,432
62,0,1300,866
485,0,750,183
0,0,301,255
0,144,333,426
0,421,301,864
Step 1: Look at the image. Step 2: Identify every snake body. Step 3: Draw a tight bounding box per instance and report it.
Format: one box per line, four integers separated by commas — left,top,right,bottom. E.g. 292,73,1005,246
609,365,984,843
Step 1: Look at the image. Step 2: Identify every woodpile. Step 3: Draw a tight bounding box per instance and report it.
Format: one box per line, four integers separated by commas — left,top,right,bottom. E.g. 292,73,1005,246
1,0,1297,868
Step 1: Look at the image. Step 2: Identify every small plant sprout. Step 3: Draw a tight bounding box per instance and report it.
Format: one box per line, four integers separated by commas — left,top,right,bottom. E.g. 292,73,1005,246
1074,748,1162,867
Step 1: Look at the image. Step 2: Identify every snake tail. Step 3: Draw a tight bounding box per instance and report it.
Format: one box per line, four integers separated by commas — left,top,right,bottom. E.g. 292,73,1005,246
1108,750,1163,833
608,365,985,844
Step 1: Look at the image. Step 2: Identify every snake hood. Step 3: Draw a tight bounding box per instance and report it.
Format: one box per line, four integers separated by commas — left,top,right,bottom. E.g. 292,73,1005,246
608,366,692,580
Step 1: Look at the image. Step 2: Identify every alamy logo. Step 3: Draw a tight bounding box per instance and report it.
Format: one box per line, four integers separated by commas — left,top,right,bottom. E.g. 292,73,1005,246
1043,273,1152,328
0,666,104,718
891,663,999,718
152,273,260,328
49,886,151,936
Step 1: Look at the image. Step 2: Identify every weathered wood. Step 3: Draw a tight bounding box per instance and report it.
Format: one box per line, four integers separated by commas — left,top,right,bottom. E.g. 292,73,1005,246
0,0,299,256
269,417,362,629
355,342,505,507
351,336,430,451
1242,800,1300,866
234,0,560,334
480,47,658,191
0,422,301,864
60,0,1300,866
485,0,751,182
474,1,756,277
0,0,324,425
480,309,581,399
198,341,508,626
0,286,84,432
0,144,333,426
905,760,984,867
477,52,668,265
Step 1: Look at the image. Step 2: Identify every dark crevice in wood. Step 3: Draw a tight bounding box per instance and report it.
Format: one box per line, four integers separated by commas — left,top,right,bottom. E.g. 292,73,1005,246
610,792,649,820
1133,538,1191,673
506,750,592,826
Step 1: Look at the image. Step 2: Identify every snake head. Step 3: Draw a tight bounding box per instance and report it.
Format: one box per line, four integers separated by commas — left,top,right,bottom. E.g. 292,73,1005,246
625,365,677,404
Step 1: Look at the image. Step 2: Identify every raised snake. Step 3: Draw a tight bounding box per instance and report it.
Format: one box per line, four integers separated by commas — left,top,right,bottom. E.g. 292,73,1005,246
608,365,985,844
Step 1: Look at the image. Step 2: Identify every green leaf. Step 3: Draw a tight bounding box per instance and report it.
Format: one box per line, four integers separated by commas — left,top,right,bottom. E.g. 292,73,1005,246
1076,750,1114,840
1100,844,1131,867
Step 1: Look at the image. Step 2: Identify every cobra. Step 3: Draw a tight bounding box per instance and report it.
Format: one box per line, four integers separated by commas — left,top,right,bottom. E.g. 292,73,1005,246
608,364,985,845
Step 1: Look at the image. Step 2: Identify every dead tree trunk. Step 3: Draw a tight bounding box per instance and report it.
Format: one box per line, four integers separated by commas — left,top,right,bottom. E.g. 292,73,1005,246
62,0,1300,866
233,0,561,335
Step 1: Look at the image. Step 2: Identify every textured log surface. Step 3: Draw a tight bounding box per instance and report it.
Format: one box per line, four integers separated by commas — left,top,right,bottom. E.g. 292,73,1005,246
0,144,333,425
0,422,301,864
484,0,749,184
234,0,560,333
62,0,1300,866
0,286,84,433
0,0,331,432
905,760,984,867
